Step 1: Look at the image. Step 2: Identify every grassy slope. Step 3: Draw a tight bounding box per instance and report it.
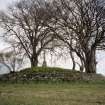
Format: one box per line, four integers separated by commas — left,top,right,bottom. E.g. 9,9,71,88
18,67,77,74
0,67,105,105
2,67,81,82
2,67,105,82
0,82,105,105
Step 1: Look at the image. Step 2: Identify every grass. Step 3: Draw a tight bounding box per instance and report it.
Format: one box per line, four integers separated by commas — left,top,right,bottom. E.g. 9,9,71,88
1,67,105,105
19,67,76,74
1,67,81,82
0,81,105,105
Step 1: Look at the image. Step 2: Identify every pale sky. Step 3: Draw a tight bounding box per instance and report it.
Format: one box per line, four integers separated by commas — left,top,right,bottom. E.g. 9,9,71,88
0,0,16,10
0,0,105,75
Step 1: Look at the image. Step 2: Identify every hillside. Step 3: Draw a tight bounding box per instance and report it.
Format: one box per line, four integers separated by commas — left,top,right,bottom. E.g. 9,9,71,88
0,67,105,82
0,67,105,105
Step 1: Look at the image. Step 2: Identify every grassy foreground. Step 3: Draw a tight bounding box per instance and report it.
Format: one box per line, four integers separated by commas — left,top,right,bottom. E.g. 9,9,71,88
0,82,105,105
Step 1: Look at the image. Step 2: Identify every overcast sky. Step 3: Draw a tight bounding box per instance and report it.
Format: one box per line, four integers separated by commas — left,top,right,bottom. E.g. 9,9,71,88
0,0,16,10
0,0,105,75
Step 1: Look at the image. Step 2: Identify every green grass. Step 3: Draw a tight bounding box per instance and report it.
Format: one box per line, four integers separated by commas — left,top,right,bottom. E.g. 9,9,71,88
0,82,105,105
1,67,105,105
2,67,81,82
19,67,76,74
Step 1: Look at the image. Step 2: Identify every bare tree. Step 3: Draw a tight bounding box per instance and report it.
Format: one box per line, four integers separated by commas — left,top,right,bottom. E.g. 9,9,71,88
46,0,84,71
0,0,54,68
0,49,23,73
49,0,105,73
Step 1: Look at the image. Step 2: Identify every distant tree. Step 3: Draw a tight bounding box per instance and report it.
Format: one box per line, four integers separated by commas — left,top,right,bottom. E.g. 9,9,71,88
0,0,54,68
0,49,23,73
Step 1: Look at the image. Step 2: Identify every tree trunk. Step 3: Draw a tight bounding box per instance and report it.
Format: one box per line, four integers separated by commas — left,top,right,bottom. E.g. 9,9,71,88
70,51,76,70
80,59,84,72
30,55,38,68
85,49,96,73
